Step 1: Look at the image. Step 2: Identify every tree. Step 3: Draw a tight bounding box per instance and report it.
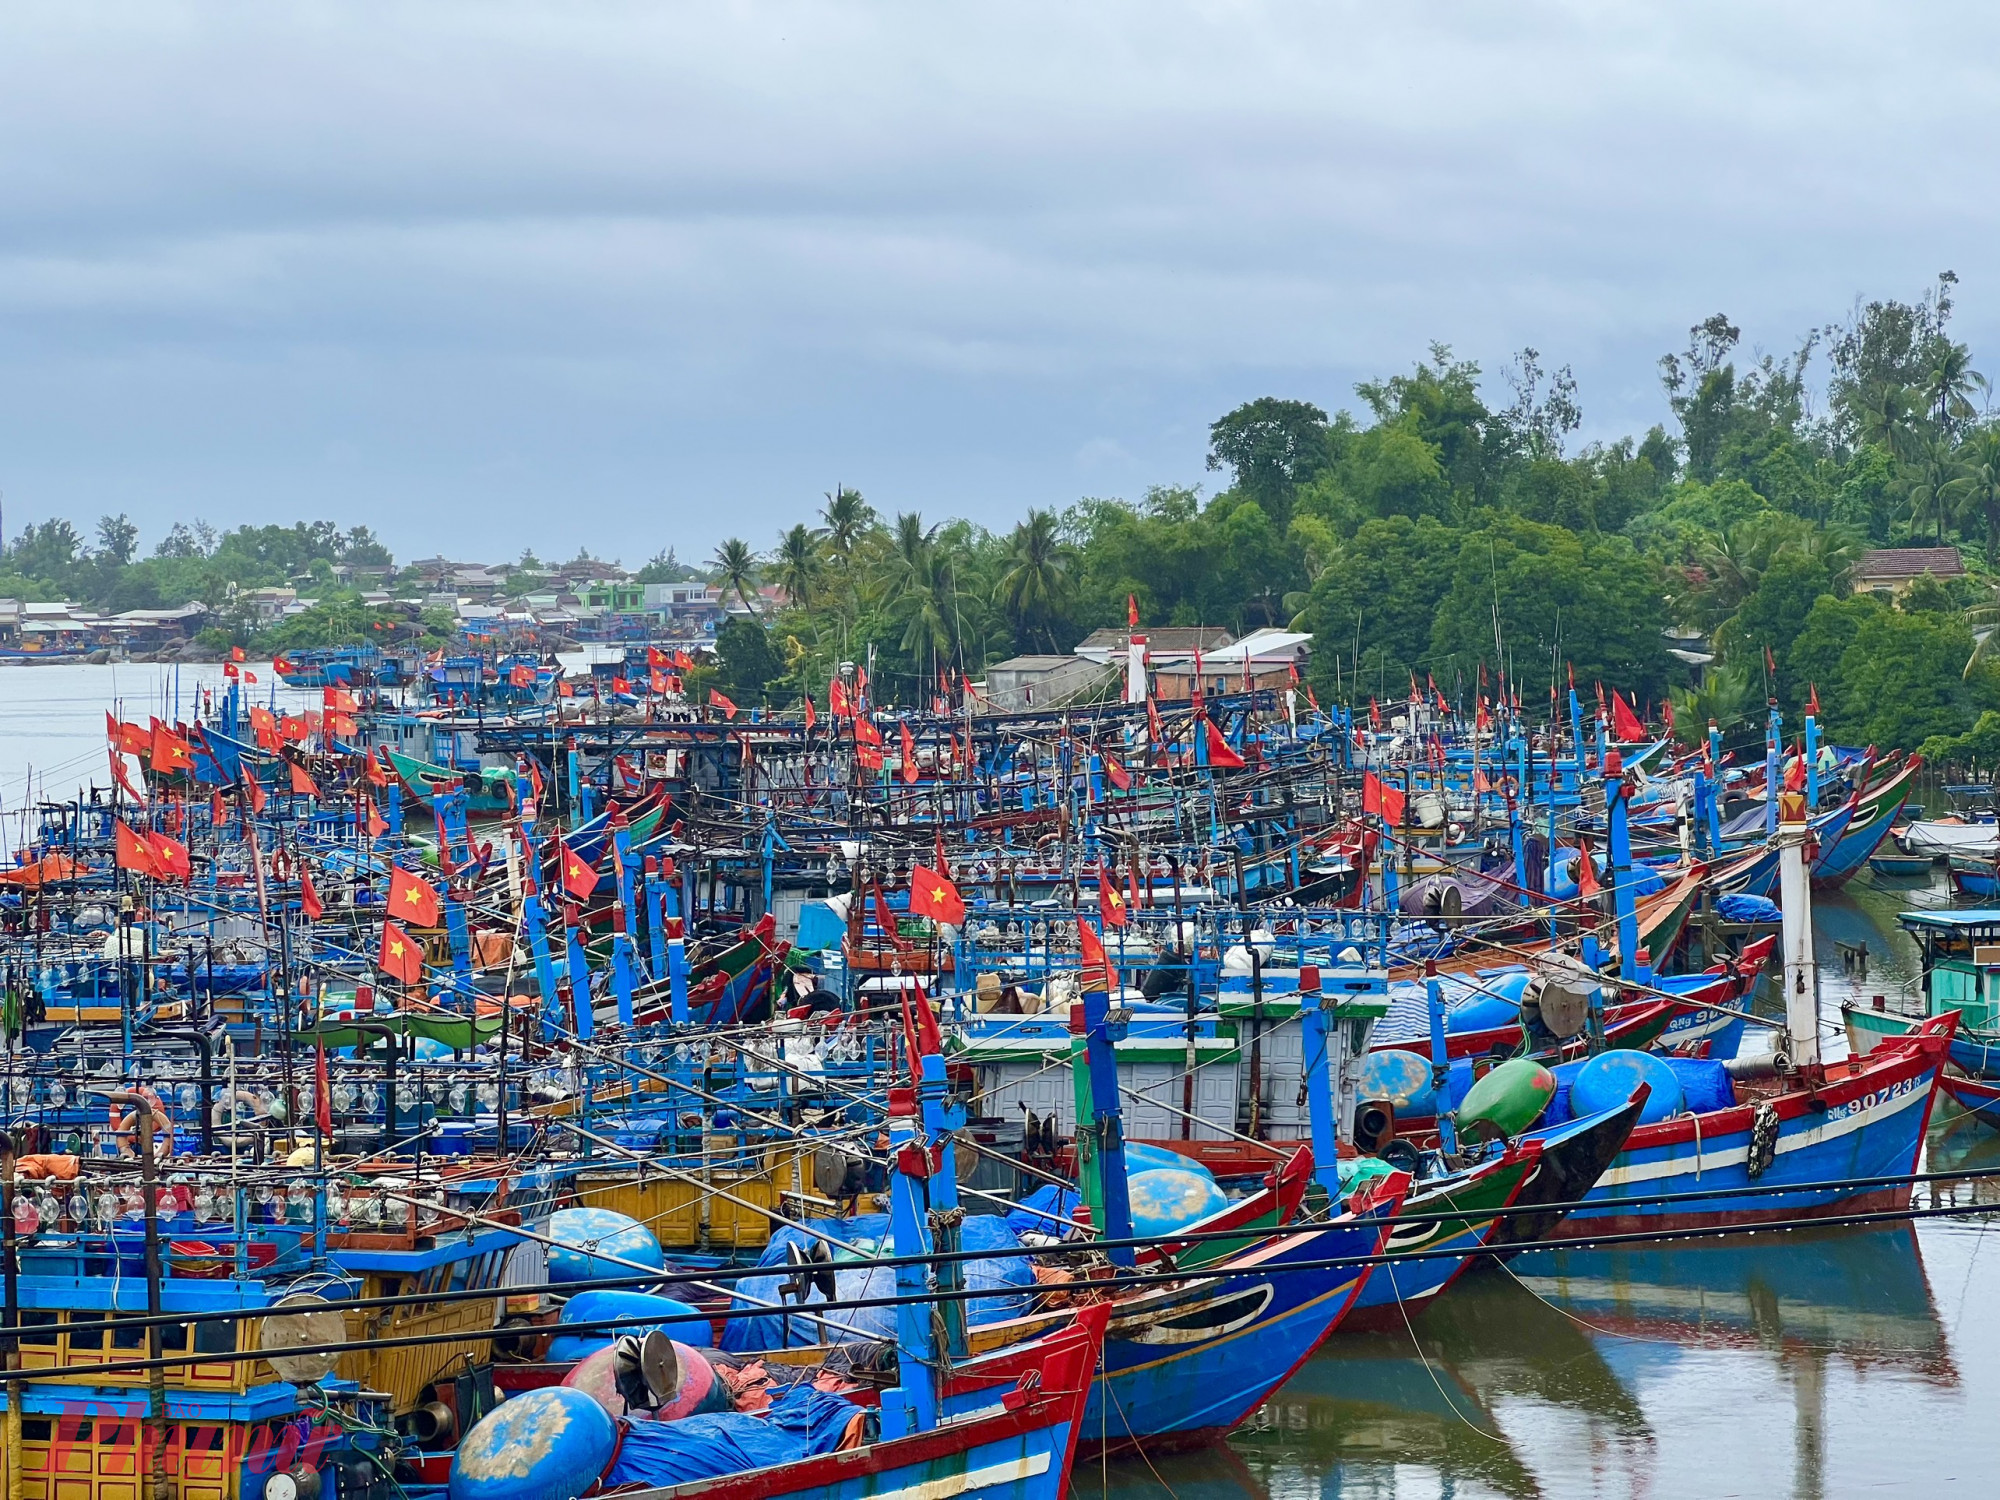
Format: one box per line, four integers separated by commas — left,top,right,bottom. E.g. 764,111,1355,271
1832,607,1989,750
772,524,824,607
1726,550,1832,713
710,538,760,612
1947,426,2000,564
1298,515,1458,691
996,508,1074,653
1207,398,1330,525
1429,516,1673,701
713,616,787,707
95,514,138,567
821,486,874,559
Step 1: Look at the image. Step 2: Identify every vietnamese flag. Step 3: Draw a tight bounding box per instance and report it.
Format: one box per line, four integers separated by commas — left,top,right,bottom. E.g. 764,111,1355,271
1146,695,1163,747
1576,838,1601,900
115,820,161,877
612,675,632,696
244,774,268,814
803,696,817,732
1078,920,1115,995
900,721,919,785
364,794,388,838
278,714,309,743
855,715,883,747
301,867,324,922
366,749,389,788
150,719,195,776
146,830,191,882
249,706,280,751
387,865,442,927
557,839,599,900
379,919,424,985
650,668,669,694
1104,753,1132,792
828,678,849,718
324,687,359,713
908,864,966,926
1362,772,1407,826
1097,862,1129,929
710,688,738,720
1369,697,1382,730
289,760,321,799
1202,718,1246,769
109,716,150,756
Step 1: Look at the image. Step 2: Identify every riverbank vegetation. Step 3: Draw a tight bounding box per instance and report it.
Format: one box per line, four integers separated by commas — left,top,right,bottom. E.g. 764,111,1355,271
11,276,2000,764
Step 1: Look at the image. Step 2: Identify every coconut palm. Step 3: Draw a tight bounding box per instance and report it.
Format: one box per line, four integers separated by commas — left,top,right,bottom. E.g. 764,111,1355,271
996,509,1074,652
772,523,824,607
820,487,874,560
1925,339,1985,438
1856,382,1921,461
1900,433,1969,544
1668,661,1757,735
710,537,760,613
1947,426,2000,566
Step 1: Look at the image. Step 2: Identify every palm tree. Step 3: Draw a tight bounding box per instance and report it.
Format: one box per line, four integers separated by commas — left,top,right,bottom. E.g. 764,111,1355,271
1925,339,1985,439
1668,661,1756,735
996,509,1073,652
1899,434,1969,544
820,487,873,560
1857,382,1920,461
1947,426,2000,566
772,523,824,607
710,538,760,613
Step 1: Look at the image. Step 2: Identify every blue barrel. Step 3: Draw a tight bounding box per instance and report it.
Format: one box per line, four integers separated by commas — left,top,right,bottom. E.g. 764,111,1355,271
1357,1049,1436,1116
1570,1049,1684,1125
1126,1167,1229,1237
546,1208,665,1285
449,1387,617,1500
547,1290,712,1362
1122,1142,1216,1181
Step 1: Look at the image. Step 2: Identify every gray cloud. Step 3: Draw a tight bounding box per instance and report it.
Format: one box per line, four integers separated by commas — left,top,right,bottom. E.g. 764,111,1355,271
0,1,1993,558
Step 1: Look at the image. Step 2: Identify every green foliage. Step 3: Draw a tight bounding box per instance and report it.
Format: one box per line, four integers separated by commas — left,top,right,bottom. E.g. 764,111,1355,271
1428,516,1672,700
1827,606,1994,750
1297,515,1456,693
713,617,788,707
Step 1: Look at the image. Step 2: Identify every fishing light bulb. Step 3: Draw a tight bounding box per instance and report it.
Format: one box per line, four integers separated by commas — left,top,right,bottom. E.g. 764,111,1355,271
476,1082,498,1110
448,1083,469,1114
47,1082,66,1109
176,1083,199,1112
327,1183,347,1222
333,1082,357,1113
360,1084,380,1115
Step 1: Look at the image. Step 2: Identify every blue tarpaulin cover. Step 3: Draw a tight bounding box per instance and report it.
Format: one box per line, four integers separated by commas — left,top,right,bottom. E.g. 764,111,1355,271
721,1214,1032,1351
600,1382,863,1487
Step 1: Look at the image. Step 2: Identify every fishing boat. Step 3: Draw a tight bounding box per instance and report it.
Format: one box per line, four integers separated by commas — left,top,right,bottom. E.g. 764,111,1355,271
1845,908,2000,1077
1869,851,1935,878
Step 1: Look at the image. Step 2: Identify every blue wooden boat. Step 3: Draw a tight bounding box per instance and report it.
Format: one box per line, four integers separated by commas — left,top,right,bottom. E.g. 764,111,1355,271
952,1173,1408,1454
1543,1015,1955,1235
1870,852,1935,878
1948,854,2000,899
1940,1071,2000,1129
1811,759,1921,888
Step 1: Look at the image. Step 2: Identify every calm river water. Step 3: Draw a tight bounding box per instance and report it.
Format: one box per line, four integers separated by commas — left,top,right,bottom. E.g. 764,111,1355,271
0,667,1989,1496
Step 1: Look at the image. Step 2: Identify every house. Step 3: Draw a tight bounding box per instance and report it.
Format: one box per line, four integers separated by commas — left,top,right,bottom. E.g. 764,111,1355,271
983,654,1116,711
1850,547,1967,597
1073,625,1235,664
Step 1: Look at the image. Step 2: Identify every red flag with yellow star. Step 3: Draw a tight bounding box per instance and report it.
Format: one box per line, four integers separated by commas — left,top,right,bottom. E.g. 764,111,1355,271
557,839,599,901
908,864,965,926
387,864,441,927
379,919,423,985
1096,862,1129,929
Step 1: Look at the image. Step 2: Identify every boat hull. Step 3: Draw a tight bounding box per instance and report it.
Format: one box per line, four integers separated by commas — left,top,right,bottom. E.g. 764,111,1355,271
1549,1018,1953,1236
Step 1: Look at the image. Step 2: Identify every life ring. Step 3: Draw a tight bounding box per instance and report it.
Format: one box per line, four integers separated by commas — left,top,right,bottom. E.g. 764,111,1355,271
115,1108,174,1161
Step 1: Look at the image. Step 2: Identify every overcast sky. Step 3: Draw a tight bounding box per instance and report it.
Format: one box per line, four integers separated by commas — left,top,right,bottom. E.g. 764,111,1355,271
1,2,1994,565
